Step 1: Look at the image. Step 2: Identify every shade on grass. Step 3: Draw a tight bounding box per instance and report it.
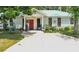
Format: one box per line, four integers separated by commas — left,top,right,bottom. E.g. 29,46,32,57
0,32,24,52
0,39,17,51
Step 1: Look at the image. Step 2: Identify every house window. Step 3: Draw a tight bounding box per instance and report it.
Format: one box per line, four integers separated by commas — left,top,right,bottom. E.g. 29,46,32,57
70,18,74,24
48,17,52,26
57,18,61,27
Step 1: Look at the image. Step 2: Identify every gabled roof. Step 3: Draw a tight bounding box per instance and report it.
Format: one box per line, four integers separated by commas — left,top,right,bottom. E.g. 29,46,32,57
32,8,71,17
38,10,71,17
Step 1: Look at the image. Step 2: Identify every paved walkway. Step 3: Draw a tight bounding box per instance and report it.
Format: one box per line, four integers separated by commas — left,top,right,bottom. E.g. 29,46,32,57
5,31,79,52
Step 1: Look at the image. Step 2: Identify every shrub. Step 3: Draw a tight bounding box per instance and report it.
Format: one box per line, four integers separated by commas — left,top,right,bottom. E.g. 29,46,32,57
64,26,73,33
44,25,57,33
64,26,71,31
61,26,73,35
44,25,50,32
72,31,79,38
58,28,64,32
9,25,16,33
0,29,4,32
50,26,57,32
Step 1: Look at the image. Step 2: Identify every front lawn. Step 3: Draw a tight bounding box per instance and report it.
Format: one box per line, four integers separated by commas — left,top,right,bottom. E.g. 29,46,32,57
0,31,24,52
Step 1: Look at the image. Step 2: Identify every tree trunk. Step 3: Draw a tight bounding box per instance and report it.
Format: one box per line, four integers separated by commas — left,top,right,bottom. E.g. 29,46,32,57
10,19,13,26
3,20,8,31
9,18,16,32
74,19,78,34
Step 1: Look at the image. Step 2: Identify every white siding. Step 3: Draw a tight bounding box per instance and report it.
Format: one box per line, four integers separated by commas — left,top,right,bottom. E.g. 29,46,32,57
43,17,57,27
43,17,71,27
34,18,37,29
61,17,71,27
52,17,57,26
43,16,48,27
10,15,71,30
13,17,22,29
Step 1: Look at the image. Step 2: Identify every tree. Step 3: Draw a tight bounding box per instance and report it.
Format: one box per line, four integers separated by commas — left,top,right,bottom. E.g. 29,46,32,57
68,6,79,34
0,13,8,30
19,6,32,15
0,7,20,31
31,6,59,10
57,6,70,12
4,7,20,26
0,6,32,31
58,6,79,34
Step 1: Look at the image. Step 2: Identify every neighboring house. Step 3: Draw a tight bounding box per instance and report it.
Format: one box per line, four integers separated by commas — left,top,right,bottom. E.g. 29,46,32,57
0,8,74,30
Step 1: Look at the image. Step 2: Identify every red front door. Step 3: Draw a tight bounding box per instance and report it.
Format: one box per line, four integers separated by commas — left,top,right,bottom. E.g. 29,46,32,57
28,20,34,30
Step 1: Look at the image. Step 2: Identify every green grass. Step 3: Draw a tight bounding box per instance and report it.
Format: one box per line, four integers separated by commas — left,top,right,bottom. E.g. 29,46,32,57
0,31,24,52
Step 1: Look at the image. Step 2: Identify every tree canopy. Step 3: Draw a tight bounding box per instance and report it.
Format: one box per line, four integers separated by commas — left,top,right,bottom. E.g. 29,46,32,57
0,6,32,30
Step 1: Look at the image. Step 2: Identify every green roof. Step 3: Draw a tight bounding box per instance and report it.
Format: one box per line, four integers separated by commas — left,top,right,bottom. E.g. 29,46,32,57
39,10,71,17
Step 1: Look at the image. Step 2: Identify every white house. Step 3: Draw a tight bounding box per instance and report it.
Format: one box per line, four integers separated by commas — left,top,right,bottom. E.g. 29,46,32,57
0,8,73,30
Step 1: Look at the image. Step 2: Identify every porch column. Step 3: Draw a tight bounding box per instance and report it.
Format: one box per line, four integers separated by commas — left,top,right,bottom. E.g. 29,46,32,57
41,16,44,30
24,16,26,30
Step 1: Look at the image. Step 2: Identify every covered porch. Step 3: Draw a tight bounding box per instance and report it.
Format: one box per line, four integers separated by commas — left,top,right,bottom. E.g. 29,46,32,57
23,15,44,30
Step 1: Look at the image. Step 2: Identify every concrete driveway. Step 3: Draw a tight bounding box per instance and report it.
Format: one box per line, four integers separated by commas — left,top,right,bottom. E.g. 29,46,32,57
5,30,79,52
